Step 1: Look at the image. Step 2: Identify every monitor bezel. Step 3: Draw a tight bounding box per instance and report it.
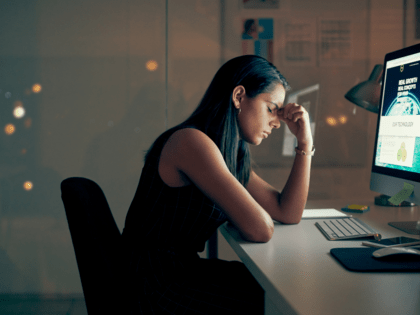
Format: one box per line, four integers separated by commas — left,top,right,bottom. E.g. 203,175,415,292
371,42,420,184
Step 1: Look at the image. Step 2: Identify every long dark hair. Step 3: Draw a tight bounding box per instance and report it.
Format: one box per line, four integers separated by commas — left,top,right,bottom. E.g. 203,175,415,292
147,55,290,187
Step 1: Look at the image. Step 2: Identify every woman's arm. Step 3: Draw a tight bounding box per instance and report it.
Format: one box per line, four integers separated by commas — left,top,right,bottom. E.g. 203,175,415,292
163,128,274,242
246,154,311,224
246,102,313,224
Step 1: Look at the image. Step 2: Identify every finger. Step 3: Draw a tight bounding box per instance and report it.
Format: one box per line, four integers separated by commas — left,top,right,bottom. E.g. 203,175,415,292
278,107,295,122
287,104,306,114
282,103,292,119
287,112,302,123
283,103,301,119
288,106,309,120
278,115,294,125
282,110,302,123
287,109,303,122
278,114,289,122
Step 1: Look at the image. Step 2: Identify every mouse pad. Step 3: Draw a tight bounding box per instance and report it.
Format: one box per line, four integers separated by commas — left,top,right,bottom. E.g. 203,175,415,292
330,247,420,272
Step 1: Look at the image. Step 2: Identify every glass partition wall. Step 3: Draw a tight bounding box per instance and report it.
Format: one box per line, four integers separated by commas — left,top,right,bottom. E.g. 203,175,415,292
0,0,416,299
0,0,169,296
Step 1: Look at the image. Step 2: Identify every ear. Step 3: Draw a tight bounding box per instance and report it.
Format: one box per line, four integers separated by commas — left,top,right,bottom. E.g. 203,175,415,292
232,85,246,109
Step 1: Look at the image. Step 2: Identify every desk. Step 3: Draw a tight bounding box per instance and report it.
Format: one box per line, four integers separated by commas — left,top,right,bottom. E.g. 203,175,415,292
219,199,420,315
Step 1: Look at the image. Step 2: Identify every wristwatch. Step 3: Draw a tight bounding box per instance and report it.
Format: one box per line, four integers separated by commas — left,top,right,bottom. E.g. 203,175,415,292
295,145,315,156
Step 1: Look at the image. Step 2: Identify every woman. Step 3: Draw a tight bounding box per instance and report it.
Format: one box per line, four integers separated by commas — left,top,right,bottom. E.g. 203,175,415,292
121,55,313,314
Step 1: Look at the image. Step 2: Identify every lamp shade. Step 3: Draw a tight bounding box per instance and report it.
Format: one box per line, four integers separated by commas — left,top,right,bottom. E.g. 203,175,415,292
345,64,383,114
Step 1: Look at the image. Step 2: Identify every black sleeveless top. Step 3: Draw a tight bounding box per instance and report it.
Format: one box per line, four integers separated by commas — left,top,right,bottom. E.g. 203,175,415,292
121,127,264,314
122,126,228,253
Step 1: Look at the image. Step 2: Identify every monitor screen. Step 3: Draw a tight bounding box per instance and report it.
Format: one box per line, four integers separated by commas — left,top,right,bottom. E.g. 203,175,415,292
371,43,420,205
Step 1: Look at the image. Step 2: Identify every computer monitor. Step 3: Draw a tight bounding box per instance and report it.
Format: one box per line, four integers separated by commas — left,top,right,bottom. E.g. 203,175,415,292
371,43,420,234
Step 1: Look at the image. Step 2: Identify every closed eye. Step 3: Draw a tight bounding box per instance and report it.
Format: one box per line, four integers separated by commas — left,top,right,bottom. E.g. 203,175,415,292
267,106,273,113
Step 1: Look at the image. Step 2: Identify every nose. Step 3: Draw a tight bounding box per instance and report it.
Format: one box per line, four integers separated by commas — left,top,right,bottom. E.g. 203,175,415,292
271,116,281,129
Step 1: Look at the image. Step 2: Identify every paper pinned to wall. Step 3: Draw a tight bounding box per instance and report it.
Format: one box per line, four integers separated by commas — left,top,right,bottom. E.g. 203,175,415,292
282,19,316,67
242,18,274,62
318,18,353,66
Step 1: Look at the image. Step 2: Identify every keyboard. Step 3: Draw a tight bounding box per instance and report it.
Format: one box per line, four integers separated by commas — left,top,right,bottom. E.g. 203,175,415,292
315,217,381,241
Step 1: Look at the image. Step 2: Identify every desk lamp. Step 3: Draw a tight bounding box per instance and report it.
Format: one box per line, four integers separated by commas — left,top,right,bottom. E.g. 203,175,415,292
345,65,415,207
345,64,383,114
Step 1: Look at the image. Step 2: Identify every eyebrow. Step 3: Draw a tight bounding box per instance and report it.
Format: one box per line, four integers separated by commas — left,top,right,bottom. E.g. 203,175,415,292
267,101,280,109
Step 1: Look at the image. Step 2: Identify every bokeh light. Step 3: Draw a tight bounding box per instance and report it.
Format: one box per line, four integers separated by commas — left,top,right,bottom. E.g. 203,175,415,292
5,124,16,135
32,83,42,93
339,115,348,124
14,100,23,107
24,118,32,128
326,117,338,126
146,60,158,71
13,106,26,119
21,148,27,155
23,181,33,191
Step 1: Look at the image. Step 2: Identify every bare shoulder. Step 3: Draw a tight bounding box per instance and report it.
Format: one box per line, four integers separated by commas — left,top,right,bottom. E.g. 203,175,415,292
168,127,214,146
159,128,223,187
165,128,219,158
167,128,226,169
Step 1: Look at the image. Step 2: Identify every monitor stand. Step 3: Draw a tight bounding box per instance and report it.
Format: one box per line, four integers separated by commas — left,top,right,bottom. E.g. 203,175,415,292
388,221,420,235
375,194,416,207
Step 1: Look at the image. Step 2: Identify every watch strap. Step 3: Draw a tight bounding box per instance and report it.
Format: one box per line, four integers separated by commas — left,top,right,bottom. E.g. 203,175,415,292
295,145,315,156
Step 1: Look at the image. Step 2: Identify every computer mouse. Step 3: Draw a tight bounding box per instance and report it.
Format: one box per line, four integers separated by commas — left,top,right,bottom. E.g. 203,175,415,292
372,247,420,259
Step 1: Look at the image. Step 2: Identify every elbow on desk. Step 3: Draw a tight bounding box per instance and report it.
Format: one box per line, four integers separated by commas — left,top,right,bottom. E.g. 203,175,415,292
244,225,274,243
279,217,302,225
274,210,303,225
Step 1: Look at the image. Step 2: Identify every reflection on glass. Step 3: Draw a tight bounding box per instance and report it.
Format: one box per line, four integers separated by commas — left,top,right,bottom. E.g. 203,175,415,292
339,115,347,124
32,83,42,93
13,106,26,119
23,181,33,191
146,60,158,71
326,116,338,126
24,118,32,128
5,123,16,135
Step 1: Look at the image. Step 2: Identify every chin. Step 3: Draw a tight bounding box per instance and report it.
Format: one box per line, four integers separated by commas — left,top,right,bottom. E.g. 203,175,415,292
246,137,262,146
239,131,262,145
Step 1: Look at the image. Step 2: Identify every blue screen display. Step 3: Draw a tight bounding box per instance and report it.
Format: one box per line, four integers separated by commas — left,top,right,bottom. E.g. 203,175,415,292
375,59,420,174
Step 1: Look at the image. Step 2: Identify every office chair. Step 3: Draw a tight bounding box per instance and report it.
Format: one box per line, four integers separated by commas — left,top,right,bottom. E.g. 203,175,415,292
61,177,126,314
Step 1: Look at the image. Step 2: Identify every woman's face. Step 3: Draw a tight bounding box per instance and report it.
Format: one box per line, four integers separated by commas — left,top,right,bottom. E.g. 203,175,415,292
233,83,286,145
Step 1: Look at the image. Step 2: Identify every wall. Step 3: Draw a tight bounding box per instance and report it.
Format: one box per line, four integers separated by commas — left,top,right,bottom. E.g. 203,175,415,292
0,0,220,295
0,0,416,295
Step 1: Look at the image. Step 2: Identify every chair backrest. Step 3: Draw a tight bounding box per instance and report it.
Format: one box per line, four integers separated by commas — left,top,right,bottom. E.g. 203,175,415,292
61,177,123,314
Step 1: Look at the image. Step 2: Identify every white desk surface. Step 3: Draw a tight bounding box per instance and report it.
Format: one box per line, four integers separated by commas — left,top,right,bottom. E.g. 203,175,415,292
219,199,420,315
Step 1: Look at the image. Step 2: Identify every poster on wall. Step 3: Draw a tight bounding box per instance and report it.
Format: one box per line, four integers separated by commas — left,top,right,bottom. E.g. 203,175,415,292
240,0,280,10
282,19,316,67
318,19,353,66
241,18,274,62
